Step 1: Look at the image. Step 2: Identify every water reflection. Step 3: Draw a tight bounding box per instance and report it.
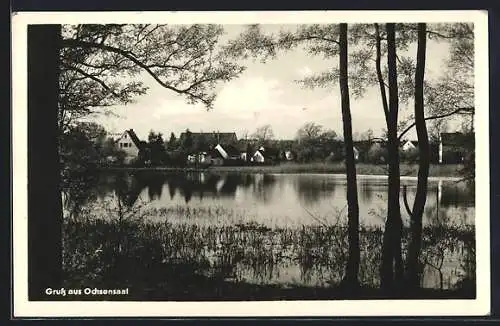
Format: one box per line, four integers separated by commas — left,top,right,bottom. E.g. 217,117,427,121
63,171,475,227
293,176,337,205
62,171,476,297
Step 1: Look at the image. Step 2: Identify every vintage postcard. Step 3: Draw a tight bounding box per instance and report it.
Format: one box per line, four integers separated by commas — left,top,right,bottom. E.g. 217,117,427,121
11,10,490,317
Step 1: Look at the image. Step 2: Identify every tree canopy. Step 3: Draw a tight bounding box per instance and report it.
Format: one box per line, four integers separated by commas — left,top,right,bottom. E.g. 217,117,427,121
59,24,246,133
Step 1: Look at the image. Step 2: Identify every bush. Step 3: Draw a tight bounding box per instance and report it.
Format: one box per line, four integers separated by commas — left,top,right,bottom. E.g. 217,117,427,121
400,148,419,163
366,144,387,164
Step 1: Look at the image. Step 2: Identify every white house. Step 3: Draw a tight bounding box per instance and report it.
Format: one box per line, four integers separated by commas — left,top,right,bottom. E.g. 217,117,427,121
401,140,418,152
251,150,265,163
198,152,211,164
115,129,143,164
187,154,197,164
214,143,241,161
214,144,229,159
187,152,212,166
284,150,294,161
353,147,360,161
207,148,224,166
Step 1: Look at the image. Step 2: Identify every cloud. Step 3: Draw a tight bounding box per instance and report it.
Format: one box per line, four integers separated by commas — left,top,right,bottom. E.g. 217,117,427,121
88,35,452,141
213,77,284,115
296,65,313,78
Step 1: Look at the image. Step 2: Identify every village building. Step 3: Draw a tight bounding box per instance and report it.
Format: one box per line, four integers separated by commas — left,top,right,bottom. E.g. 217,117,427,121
439,132,475,164
251,150,265,163
352,140,374,162
250,146,280,164
401,140,419,152
114,129,143,164
187,152,211,165
353,147,360,161
284,150,295,161
210,151,225,166
186,143,242,166
214,143,241,161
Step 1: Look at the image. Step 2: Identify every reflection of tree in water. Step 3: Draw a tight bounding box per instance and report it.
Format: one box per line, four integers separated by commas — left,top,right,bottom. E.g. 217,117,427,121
240,173,256,188
422,181,473,226
357,179,380,203
168,181,176,200
250,174,277,203
173,173,222,203
160,172,277,204
440,181,475,208
146,173,166,201
63,171,151,220
61,170,101,219
218,174,241,197
294,177,337,205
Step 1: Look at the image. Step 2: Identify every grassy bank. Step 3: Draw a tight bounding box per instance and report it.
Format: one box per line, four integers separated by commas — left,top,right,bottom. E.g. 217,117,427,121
211,162,464,177
101,162,465,178
61,215,475,301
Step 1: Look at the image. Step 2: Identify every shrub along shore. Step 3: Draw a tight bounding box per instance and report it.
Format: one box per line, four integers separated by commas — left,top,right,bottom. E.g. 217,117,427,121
99,162,465,178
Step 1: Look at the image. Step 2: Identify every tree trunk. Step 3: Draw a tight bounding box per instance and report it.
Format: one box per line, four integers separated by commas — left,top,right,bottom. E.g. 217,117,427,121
380,23,403,292
28,25,62,299
374,23,390,127
339,23,360,286
406,23,429,289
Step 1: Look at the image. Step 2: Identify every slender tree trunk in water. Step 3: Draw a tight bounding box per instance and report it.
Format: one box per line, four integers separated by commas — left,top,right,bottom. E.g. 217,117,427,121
28,25,63,299
406,23,429,289
380,23,404,292
339,23,360,286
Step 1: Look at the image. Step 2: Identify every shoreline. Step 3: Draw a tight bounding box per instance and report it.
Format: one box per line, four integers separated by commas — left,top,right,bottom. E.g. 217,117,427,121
97,163,466,179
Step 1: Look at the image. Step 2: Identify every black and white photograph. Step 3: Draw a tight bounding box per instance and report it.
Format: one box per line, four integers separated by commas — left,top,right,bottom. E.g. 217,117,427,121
12,11,490,317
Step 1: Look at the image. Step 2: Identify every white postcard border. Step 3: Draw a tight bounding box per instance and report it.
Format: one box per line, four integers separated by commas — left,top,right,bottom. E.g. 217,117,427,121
11,10,490,317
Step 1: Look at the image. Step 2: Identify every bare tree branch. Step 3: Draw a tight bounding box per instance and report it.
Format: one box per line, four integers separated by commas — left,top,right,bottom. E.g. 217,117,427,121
61,38,217,107
397,107,474,141
62,64,122,98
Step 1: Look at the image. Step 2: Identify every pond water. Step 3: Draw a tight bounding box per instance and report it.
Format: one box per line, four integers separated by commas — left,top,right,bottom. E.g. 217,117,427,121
63,171,476,294
64,171,475,228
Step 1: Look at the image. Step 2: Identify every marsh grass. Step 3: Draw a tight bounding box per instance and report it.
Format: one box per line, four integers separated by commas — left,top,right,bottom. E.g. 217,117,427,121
62,208,475,300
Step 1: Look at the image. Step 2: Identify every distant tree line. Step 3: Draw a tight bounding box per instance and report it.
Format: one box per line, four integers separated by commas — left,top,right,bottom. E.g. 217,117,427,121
60,120,444,171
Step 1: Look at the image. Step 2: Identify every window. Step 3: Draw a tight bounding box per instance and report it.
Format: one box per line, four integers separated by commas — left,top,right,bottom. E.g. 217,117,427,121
123,143,128,148
119,143,123,148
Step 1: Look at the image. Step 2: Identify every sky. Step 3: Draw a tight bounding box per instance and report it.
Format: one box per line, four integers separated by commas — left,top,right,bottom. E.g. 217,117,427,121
88,24,460,141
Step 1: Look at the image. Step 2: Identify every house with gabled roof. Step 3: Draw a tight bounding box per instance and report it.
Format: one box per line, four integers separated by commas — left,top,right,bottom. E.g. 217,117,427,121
186,143,242,166
401,140,419,152
204,148,223,166
214,143,242,163
114,129,144,164
439,132,475,164
250,146,281,164
352,140,373,162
